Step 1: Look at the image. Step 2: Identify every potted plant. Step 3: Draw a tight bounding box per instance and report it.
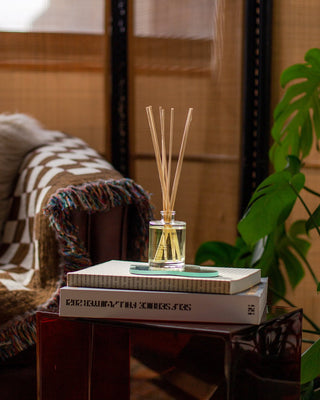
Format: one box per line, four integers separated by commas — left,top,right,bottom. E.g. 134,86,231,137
195,48,320,399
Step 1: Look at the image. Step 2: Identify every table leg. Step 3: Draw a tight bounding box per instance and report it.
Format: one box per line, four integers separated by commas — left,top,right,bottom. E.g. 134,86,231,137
37,313,130,400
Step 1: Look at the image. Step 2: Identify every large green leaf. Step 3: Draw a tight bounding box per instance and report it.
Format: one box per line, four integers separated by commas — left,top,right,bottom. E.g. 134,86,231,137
301,381,316,400
251,234,277,277
313,93,320,142
248,221,310,297
270,48,320,171
301,338,320,384
285,154,304,175
238,170,305,245
288,220,311,257
278,246,305,289
279,220,310,288
306,204,320,232
250,228,286,298
230,237,253,267
194,241,240,266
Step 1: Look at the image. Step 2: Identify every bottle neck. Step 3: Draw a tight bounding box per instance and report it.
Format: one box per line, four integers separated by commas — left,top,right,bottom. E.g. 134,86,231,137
160,210,175,224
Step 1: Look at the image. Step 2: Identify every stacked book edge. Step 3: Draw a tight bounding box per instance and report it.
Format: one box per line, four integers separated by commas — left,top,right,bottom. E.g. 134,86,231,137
59,260,268,325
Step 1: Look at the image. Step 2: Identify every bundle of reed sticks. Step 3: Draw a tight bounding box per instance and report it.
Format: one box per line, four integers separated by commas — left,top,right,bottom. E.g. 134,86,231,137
146,106,193,219
146,106,193,268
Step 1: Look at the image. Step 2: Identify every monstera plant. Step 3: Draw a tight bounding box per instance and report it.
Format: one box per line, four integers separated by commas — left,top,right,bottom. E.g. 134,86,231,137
195,48,320,398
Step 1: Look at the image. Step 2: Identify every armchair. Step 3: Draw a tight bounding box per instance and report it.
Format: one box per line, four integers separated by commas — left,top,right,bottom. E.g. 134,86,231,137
0,126,152,399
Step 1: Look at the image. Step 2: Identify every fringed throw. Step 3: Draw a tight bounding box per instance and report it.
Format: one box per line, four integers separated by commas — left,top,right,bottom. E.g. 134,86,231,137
0,132,152,361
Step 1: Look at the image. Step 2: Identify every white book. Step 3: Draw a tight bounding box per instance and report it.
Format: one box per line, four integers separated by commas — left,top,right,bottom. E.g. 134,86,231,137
59,278,268,325
67,260,261,295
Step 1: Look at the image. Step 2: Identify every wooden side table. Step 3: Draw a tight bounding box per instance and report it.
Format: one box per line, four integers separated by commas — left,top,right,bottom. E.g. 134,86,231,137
36,307,302,400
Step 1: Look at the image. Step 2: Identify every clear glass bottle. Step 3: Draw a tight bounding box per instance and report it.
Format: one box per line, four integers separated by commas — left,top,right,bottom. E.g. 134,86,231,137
148,211,186,270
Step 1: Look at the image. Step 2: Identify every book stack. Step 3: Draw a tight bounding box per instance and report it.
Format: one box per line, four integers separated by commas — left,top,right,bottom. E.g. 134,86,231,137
60,260,268,325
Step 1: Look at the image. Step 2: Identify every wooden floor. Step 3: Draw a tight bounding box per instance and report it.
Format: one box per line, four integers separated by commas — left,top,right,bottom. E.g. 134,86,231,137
131,357,185,399
1,348,219,399
130,357,220,400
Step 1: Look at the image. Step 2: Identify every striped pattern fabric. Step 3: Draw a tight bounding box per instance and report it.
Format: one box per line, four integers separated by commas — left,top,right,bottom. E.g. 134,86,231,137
0,131,152,360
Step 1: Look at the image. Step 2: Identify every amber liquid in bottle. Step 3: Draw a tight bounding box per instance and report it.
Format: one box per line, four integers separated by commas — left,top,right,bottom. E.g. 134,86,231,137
148,211,186,270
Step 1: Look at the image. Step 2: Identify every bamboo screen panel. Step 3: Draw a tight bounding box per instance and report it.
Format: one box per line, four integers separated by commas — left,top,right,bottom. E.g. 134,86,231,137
130,0,244,263
0,1,108,156
271,0,320,337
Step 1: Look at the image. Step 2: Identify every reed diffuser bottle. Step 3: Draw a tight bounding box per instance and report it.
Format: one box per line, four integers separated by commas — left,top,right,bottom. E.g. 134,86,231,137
149,211,186,270
146,106,193,271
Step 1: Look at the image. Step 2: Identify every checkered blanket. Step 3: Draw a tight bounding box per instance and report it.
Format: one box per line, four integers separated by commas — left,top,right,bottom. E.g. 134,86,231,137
0,131,152,360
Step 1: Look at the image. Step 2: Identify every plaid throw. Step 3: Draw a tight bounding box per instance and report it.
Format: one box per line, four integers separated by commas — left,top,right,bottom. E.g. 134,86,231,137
0,131,152,360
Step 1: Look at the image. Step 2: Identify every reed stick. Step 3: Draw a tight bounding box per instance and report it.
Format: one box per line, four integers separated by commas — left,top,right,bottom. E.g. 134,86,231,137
146,106,166,211
170,108,193,211
160,107,169,211
167,108,174,211
146,105,193,214
146,105,193,267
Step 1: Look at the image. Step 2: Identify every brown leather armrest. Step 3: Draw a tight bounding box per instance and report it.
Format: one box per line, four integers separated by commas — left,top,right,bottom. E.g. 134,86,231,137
70,206,128,264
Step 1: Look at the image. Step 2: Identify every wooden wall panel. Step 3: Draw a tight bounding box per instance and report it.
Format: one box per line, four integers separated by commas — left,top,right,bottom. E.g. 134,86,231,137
131,0,244,263
134,74,241,158
0,30,108,157
271,0,320,110
271,0,320,329
0,70,106,154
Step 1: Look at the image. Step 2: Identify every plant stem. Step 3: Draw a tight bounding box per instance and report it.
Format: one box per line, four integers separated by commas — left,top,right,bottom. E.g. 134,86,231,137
304,186,320,198
269,286,320,332
303,339,316,344
303,329,320,336
294,244,320,289
291,183,320,237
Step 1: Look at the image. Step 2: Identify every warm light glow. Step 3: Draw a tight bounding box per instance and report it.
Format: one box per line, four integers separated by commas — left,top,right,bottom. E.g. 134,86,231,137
134,0,216,39
0,0,49,32
0,0,104,33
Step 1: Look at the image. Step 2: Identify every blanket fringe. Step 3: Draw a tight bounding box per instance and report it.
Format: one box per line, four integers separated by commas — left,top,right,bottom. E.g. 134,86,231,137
0,178,152,361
